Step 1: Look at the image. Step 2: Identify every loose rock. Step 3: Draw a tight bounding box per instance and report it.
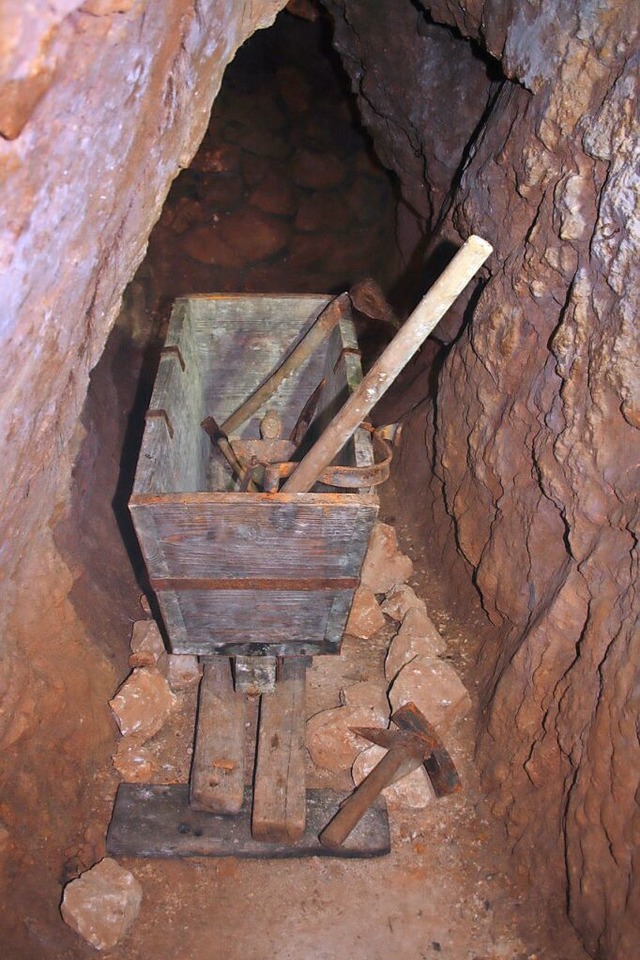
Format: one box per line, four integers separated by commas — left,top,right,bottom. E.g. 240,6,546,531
352,744,434,809
388,656,472,729
130,619,165,657
381,583,427,622
360,522,413,594
385,608,447,681
345,585,386,639
162,654,202,689
112,737,156,782
109,668,176,740
340,679,389,718
61,858,142,950
306,703,388,772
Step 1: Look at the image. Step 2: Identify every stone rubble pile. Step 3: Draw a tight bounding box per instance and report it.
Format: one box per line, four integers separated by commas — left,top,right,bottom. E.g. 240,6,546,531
307,520,471,809
108,613,201,782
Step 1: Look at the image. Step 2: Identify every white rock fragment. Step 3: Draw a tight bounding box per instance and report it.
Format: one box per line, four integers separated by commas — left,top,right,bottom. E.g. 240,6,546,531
139,593,152,615
162,654,202,689
129,619,167,669
112,737,156,782
360,522,413,594
381,583,427,622
388,656,472,729
345,585,385,639
352,744,434,809
61,858,142,950
385,607,447,681
340,679,389,718
306,703,388,772
109,668,176,740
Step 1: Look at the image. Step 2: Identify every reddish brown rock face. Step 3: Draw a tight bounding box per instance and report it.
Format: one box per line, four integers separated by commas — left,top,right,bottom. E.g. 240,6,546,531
330,1,639,956
0,2,638,958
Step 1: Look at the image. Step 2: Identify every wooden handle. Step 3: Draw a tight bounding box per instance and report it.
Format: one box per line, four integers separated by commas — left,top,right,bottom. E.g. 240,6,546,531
319,747,414,848
282,236,493,494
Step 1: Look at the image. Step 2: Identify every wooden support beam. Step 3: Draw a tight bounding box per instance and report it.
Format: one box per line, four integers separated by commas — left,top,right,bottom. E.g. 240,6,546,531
189,659,245,814
251,658,308,843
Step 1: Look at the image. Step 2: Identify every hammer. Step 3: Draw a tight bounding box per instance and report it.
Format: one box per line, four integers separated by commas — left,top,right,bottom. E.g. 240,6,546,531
319,702,461,849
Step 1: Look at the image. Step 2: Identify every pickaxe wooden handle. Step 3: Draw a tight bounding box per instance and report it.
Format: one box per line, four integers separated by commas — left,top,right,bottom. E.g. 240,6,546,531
282,236,492,494
318,741,425,850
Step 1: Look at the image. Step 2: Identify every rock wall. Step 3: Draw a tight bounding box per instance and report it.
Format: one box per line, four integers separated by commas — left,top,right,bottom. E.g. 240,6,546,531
326,1,639,957
0,0,287,726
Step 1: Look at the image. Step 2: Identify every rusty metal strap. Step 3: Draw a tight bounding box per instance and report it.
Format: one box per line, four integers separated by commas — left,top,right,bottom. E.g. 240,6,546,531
151,577,359,592
269,424,400,489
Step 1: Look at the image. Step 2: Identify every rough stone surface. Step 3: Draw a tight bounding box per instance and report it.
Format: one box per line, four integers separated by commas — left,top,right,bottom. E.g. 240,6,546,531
360,522,414,594
381,583,428,623
388,656,472,731
385,608,447,681
340,679,389,719
326,0,495,233
352,744,434,809
306,703,389,773
330,2,640,955
130,619,166,662
345,585,386,639
162,654,202,689
109,668,176,740
111,737,156,783
61,857,142,950
0,0,288,648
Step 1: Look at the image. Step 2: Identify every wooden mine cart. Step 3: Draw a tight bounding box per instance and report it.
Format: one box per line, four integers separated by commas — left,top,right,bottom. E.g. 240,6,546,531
106,237,491,858
108,294,391,857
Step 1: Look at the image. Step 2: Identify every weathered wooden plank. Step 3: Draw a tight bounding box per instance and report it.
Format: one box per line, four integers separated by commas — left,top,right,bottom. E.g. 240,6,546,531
190,296,330,440
133,352,209,496
127,499,378,580
189,660,245,815
234,656,277,695
159,588,355,655
107,784,390,859
252,659,307,843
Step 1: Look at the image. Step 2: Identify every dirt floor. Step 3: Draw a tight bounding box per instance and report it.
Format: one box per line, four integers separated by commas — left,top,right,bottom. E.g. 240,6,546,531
12,513,589,960
2,12,591,959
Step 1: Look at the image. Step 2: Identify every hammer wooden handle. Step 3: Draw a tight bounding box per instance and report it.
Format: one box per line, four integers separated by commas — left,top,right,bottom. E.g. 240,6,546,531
282,235,492,494
319,747,418,849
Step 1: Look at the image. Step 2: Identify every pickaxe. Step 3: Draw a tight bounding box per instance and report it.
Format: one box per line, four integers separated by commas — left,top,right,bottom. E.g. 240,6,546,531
319,702,461,849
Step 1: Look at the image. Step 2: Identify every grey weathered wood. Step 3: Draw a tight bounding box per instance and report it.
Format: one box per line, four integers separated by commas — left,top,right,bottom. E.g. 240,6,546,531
252,659,307,843
152,588,356,656
129,295,380,658
192,294,330,440
189,660,245,815
234,656,277,695
130,496,377,579
221,294,349,435
107,784,390,859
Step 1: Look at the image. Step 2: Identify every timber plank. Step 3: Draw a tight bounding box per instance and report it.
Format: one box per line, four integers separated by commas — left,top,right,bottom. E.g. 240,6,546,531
128,499,378,580
190,660,245,814
107,785,390,859
252,659,307,843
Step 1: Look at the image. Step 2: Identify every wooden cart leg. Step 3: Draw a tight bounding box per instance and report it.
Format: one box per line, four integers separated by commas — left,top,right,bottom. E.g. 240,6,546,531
251,657,309,843
190,659,245,815
233,655,277,695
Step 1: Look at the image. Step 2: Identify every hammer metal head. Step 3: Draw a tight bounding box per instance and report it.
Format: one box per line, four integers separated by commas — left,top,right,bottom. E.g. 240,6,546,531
351,701,461,798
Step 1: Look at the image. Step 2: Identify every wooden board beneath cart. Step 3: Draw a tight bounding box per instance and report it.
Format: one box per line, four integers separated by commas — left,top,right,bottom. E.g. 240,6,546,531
107,785,390,859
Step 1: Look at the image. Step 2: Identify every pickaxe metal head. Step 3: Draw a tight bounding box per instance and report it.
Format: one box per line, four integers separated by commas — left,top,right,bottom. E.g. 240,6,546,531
351,701,461,798
319,702,462,850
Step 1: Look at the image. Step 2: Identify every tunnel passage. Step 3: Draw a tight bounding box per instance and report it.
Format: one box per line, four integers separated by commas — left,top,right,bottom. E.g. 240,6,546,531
1,2,638,959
